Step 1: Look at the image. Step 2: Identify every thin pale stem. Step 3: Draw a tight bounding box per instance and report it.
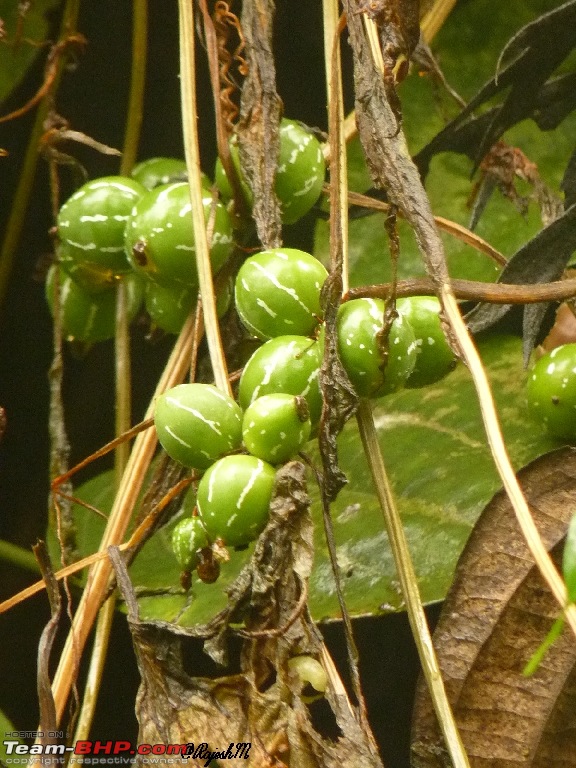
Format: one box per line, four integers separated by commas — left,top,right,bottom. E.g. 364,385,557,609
421,0,459,43
356,398,470,768
323,0,349,294
73,0,147,738
114,282,132,485
71,595,116,746
442,289,576,637
47,313,198,724
178,0,231,396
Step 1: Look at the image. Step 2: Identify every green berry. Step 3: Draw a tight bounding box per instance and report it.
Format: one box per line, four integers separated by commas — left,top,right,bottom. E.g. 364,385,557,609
275,118,326,224
197,455,276,547
145,275,232,335
526,344,576,440
145,280,196,335
58,241,117,294
154,383,243,469
336,298,417,397
171,516,209,571
131,157,188,189
397,296,456,387
242,393,311,464
235,248,327,340
215,118,326,224
57,176,145,281
45,265,144,343
125,182,234,288
214,135,252,207
238,335,323,426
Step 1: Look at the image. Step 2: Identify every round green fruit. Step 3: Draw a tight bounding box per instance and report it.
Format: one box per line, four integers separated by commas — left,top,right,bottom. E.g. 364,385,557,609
215,118,326,224
235,248,327,340
58,241,117,294
45,265,144,343
242,393,311,464
214,135,252,207
154,383,243,469
57,176,145,280
336,298,417,397
396,296,456,387
238,335,323,426
131,157,188,189
526,344,576,440
197,454,276,547
171,516,210,571
145,280,196,335
145,275,232,335
275,118,326,224
125,182,234,287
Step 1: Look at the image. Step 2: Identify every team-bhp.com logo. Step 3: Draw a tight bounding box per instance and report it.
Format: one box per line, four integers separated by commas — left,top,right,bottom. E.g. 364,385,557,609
2,739,251,765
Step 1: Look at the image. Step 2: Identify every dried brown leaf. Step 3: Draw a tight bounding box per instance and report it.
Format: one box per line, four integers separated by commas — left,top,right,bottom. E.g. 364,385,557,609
34,541,62,742
343,1,460,357
238,0,283,249
411,448,576,767
109,463,384,768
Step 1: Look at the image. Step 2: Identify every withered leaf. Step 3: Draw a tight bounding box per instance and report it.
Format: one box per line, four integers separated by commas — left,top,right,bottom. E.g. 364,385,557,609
415,74,576,180
34,542,61,742
319,273,358,503
361,0,421,69
109,464,385,768
238,0,283,250
531,73,576,132
466,203,576,362
411,448,576,767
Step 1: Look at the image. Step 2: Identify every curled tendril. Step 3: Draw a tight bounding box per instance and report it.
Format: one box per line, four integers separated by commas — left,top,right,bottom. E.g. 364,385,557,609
212,1,248,133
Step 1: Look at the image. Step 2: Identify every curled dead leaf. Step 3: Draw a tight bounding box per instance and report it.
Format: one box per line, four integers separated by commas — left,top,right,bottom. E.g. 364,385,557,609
411,447,576,767
109,463,385,768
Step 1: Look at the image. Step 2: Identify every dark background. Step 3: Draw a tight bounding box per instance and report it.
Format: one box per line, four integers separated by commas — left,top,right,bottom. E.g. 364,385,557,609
0,3,436,765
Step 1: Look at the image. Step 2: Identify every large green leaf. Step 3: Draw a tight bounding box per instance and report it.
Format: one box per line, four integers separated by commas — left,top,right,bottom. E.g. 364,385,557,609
50,0,575,626
0,1,61,107
60,335,559,624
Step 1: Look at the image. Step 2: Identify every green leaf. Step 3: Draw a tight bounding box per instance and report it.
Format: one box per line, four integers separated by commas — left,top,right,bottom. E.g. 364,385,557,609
319,0,576,290
306,334,557,619
0,709,16,764
0,1,61,107
57,335,558,624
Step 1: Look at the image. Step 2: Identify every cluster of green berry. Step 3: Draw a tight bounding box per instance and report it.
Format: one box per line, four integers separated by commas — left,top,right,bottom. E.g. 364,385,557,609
46,118,327,342
45,115,457,581
526,343,576,440
160,247,456,578
45,157,234,340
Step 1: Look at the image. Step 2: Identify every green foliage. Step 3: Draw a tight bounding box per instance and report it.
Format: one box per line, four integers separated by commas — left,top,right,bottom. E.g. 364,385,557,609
0,0,60,106
61,334,557,624
44,0,576,628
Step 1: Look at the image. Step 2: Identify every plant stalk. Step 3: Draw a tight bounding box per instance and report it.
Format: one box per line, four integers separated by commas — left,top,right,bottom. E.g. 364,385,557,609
356,398,471,768
178,0,231,395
